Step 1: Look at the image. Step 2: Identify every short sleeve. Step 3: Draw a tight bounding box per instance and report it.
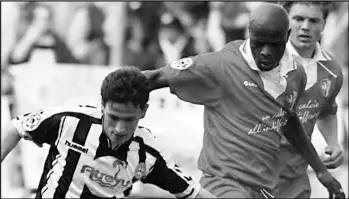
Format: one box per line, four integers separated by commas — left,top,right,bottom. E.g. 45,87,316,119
11,107,65,146
162,51,225,107
139,129,201,198
318,68,343,118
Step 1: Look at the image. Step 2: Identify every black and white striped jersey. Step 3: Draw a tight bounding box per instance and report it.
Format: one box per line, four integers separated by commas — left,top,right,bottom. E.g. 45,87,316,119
12,104,201,198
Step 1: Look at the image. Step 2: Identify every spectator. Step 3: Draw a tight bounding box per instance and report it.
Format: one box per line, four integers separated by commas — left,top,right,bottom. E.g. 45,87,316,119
121,2,164,71
67,2,110,66
8,2,77,65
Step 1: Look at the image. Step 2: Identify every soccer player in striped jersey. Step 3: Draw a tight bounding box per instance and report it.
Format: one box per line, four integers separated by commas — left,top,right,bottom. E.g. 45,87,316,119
274,2,344,198
143,2,344,198
1,66,216,198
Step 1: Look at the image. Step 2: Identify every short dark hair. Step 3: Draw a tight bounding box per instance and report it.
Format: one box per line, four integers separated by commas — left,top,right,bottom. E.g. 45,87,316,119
101,66,150,109
280,1,334,21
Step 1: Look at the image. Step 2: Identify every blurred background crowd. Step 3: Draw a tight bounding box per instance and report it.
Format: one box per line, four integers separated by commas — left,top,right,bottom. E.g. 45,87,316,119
1,1,348,198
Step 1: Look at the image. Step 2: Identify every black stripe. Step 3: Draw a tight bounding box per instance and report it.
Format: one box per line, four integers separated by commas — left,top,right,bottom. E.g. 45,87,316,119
35,146,60,199
53,116,92,198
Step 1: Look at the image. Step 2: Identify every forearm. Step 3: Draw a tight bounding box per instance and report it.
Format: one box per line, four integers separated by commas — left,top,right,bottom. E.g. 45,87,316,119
11,27,39,62
1,122,22,162
283,113,327,174
142,68,169,91
317,114,339,146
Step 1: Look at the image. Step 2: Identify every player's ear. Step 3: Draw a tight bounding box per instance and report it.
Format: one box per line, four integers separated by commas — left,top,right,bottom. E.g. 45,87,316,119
287,29,291,40
140,104,149,119
101,101,105,114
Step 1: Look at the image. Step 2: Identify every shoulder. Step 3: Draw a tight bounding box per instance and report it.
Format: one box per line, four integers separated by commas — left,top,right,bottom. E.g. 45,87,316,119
21,104,101,128
134,126,157,146
319,47,343,77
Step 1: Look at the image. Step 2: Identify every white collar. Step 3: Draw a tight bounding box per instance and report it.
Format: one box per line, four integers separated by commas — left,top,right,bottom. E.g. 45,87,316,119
239,39,297,77
286,41,331,62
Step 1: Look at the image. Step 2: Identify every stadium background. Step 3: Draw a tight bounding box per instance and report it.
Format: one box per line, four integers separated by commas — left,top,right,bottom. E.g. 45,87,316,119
1,2,348,198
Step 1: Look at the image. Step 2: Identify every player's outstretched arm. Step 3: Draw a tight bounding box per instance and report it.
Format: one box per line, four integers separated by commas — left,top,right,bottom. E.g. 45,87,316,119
1,122,22,162
142,68,169,91
282,113,345,198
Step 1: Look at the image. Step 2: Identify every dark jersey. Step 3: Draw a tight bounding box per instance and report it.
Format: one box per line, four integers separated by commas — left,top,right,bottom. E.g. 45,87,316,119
12,105,201,198
279,42,344,178
161,40,307,191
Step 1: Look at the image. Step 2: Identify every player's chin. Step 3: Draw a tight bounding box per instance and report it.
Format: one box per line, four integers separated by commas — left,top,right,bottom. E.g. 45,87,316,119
257,63,276,71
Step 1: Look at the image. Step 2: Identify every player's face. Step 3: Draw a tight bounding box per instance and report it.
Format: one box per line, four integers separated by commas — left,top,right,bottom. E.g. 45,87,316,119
102,101,148,146
288,3,325,50
249,28,289,71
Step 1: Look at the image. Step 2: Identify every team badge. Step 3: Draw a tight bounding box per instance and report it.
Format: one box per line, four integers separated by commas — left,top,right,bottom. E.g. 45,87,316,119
320,78,331,97
285,91,298,110
170,58,193,70
113,159,127,168
134,162,146,180
23,110,44,131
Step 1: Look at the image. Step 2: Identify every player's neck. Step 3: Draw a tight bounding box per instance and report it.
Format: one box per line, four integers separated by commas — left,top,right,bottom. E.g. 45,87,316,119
294,45,316,59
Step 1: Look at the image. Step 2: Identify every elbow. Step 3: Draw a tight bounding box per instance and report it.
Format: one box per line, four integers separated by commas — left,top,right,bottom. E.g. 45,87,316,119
143,68,169,91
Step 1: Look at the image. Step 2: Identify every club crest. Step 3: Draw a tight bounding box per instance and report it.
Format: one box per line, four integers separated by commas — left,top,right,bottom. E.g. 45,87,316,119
285,91,298,110
23,110,44,131
320,78,331,97
134,162,146,180
170,58,193,70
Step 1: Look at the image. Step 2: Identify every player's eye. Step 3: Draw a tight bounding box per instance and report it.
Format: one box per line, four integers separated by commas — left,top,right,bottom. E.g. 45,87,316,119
293,16,304,22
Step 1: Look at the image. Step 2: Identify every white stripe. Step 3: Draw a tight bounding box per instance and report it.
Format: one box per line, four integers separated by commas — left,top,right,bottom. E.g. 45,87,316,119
55,116,66,146
318,62,337,78
42,116,79,198
65,123,102,198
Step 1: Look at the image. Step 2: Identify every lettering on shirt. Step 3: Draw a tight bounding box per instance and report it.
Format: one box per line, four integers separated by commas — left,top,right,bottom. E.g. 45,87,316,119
65,140,88,154
297,100,320,124
81,161,131,190
248,108,287,135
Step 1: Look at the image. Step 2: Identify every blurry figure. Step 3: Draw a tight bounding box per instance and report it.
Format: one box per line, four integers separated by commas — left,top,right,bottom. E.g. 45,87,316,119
158,15,195,64
206,2,226,51
1,2,20,68
8,2,77,65
220,2,250,42
67,2,110,66
163,2,212,55
121,2,163,71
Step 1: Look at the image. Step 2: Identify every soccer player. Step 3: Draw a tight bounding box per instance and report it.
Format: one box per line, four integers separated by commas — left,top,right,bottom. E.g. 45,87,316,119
143,2,344,198
1,67,216,198
274,2,344,198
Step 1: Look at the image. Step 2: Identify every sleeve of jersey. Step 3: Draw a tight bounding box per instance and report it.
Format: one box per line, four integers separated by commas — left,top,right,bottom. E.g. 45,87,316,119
141,135,201,198
162,52,224,107
11,108,64,147
318,68,344,118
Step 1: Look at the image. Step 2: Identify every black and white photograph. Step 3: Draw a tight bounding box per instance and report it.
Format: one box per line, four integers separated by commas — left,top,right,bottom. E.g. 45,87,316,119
1,1,348,198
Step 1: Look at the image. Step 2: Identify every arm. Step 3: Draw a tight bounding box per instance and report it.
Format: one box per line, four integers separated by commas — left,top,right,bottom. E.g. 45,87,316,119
1,3,19,67
317,115,343,169
317,68,344,169
142,68,169,91
1,122,22,162
11,6,50,63
144,52,224,107
283,112,344,197
317,115,339,146
139,129,216,198
66,7,90,61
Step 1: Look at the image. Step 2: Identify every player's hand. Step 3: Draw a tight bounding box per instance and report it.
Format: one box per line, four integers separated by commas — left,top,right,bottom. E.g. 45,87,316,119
317,171,346,199
323,144,344,169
